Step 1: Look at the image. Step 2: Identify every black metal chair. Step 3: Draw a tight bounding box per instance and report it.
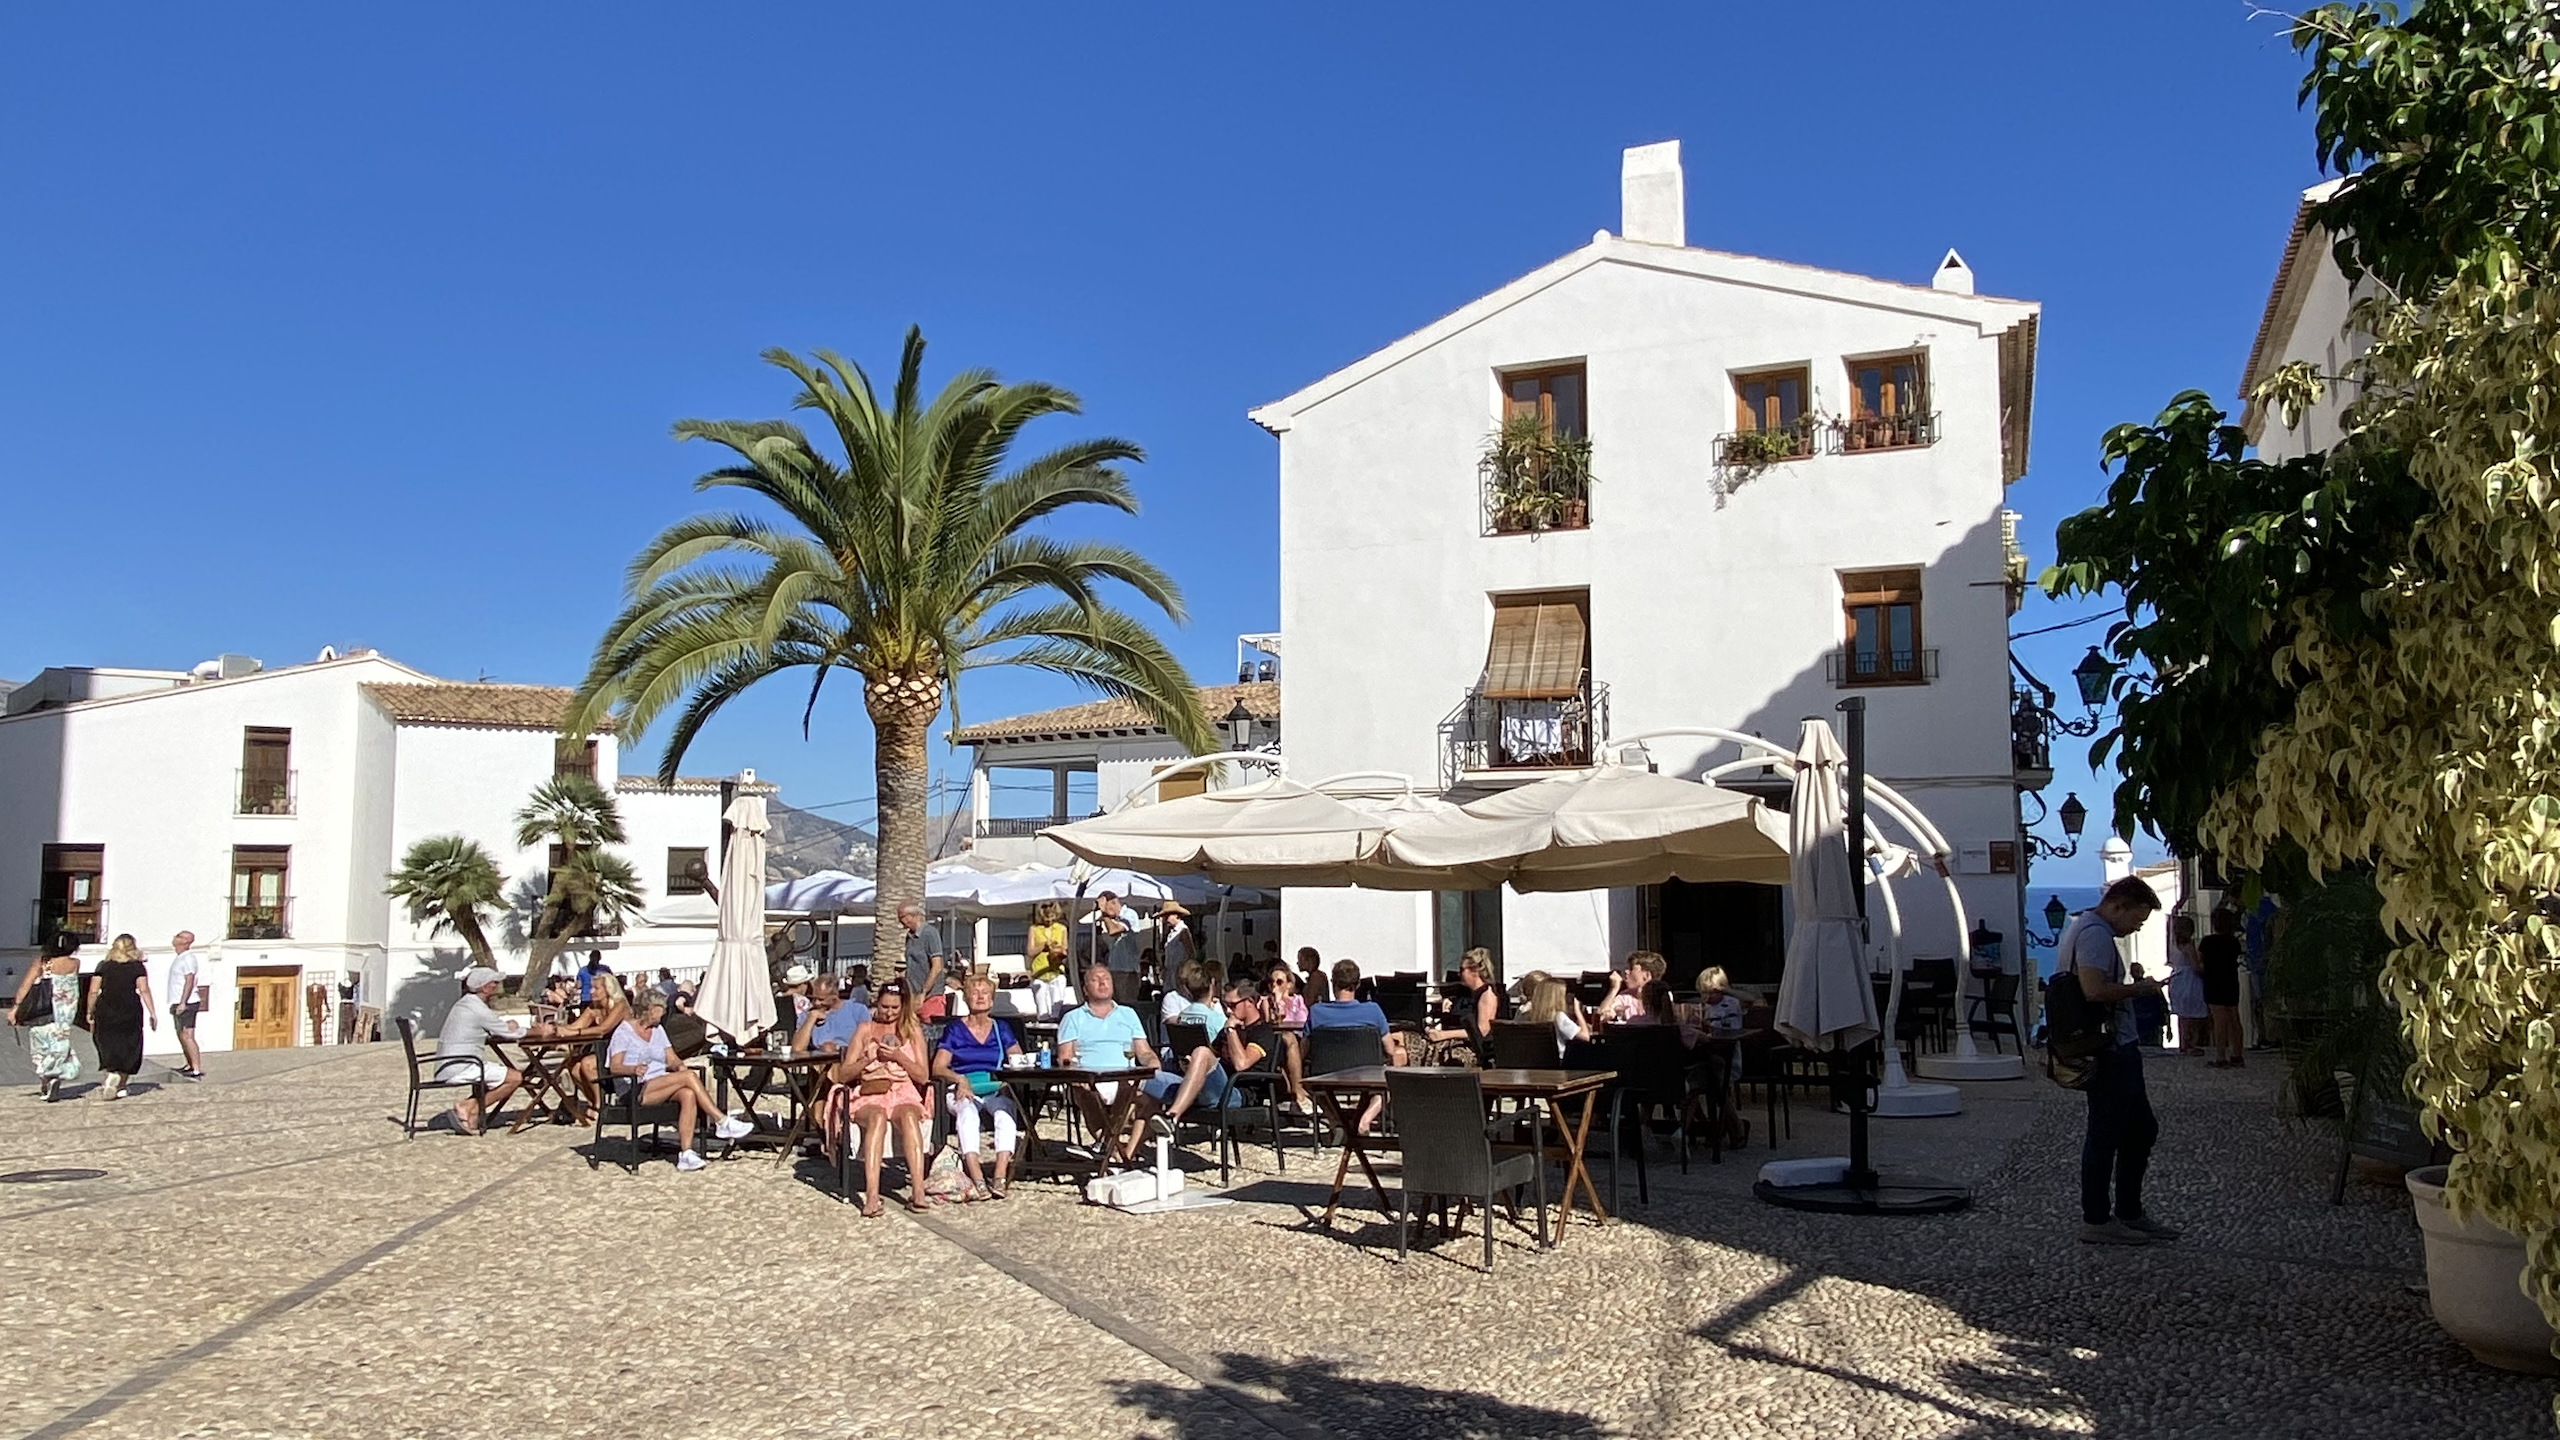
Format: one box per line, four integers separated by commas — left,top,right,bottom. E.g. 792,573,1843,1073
1487,1019,1562,1071
587,1036,687,1173
1907,957,1960,1051
1301,1025,1389,1144
1383,1069,1546,1272
1374,987,1428,1030
396,1016,487,1139
1735,1028,1794,1144
1967,972,2022,1054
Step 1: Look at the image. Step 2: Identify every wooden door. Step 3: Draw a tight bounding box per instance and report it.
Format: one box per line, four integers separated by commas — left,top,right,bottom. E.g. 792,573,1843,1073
234,966,300,1049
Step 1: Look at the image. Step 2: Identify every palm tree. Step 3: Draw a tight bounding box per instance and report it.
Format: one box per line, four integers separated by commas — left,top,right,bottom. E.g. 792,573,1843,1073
513,775,646,995
569,329,1210,972
385,835,503,970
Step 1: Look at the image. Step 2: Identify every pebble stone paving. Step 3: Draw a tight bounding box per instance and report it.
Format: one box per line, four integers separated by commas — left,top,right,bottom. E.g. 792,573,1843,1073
0,1037,2548,1439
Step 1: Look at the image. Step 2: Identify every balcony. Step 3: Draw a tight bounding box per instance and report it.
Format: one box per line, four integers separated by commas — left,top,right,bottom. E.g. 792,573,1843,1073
1827,646,1939,687
2012,686,2055,790
1835,410,1940,453
237,768,296,816
228,897,293,941
28,898,107,947
1712,422,1821,469
1479,418,1594,536
1440,681,1610,787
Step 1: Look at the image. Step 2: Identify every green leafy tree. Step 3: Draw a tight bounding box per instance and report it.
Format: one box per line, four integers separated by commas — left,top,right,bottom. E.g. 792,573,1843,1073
513,775,644,995
2047,0,2560,1359
568,329,1211,973
384,835,503,971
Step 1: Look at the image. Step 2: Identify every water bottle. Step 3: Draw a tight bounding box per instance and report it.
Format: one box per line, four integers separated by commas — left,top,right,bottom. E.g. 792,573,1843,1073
1038,1044,1053,1069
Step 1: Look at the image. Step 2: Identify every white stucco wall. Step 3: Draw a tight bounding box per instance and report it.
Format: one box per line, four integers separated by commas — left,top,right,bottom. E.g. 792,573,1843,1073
2251,239,2365,463
1266,236,2034,975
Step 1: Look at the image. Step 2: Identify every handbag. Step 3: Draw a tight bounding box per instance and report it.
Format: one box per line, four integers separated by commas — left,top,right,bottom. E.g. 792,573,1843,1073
13,976,54,1026
2042,972,2114,1091
965,1071,1001,1098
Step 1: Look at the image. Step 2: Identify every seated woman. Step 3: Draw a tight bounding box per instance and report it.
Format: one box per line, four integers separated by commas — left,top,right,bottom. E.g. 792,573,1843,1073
1694,966,1748,1146
932,971,1026,1201
823,979,935,1217
604,990,752,1171
1420,947,1508,1066
1521,977,1592,1049
1262,962,1310,1106
556,974,633,1122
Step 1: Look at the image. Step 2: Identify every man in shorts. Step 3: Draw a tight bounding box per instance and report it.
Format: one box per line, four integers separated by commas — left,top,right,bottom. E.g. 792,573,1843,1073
167,930,209,1079
435,966,526,1134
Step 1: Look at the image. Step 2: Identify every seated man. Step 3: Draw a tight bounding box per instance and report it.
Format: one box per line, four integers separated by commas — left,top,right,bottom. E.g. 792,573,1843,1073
793,975,866,1054
1054,959,1160,1164
434,966,526,1135
1159,959,1220,1028
1136,977,1275,1148
1305,958,1403,1133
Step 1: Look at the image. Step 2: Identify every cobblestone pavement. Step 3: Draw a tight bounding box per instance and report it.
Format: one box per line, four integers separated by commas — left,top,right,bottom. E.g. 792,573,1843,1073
0,1043,2546,1439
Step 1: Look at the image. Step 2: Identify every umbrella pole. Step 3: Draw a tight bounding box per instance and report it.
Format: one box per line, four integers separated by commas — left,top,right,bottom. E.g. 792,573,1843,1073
1838,698,1879,1192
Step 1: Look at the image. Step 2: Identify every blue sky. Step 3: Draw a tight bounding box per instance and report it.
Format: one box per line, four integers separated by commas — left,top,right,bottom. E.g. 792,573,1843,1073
0,4,2324,880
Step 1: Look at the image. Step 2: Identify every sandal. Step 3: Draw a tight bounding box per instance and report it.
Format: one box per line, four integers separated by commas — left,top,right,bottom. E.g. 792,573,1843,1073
860,1198,885,1219
960,1181,992,1203
906,1193,939,1213
988,1177,1010,1200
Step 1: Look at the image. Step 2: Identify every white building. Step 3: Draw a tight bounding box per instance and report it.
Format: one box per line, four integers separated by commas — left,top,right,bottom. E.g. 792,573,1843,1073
2239,177,2361,461
952,672,1280,870
0,649,748,1057
1248,141,2041,988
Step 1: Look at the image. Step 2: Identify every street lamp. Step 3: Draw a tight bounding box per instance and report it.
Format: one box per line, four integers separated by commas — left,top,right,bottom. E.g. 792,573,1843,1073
1224,698,1256,751
2044,894,2070,933
2024,790,2087,863
2057,791,2087,838
2071,647,2116,709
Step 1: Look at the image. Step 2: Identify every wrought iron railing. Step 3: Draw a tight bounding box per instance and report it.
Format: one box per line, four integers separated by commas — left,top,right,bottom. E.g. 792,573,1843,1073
980,816,1063,838
1834,410,1940,453
228,897,293,941
28,898,107,947
1712,422,1822,468
1826,646,1940,687
2012,686,2055,781
1440,681,1610,786
237,768,296,815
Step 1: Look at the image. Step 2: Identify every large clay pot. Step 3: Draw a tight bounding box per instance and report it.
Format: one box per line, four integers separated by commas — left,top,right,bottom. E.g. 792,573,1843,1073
2407,1165,2560,1374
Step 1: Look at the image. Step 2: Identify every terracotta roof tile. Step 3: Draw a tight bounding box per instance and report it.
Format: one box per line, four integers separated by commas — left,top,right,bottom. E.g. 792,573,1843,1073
949,682,1278,746
361,683,611,732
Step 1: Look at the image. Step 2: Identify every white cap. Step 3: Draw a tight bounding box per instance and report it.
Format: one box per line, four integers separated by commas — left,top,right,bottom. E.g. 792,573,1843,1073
460,966,503,992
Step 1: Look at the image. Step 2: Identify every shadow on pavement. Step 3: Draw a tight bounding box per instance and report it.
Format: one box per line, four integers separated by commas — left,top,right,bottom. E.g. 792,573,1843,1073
1114,1352,1612,1440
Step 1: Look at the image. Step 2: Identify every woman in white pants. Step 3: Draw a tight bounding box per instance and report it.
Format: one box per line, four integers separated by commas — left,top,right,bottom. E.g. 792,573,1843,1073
932,973,1026,1200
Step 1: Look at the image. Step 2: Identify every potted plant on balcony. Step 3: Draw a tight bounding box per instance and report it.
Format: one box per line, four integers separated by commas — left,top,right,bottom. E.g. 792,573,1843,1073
1711,415,1821,508
1481,414,1592,533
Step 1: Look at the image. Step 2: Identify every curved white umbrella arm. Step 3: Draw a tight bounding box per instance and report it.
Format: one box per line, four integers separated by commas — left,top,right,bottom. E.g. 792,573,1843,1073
1871,857,1914,1091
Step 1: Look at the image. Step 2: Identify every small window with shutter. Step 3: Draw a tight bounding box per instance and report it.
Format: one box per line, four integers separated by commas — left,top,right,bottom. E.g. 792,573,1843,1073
1482,593,1590,701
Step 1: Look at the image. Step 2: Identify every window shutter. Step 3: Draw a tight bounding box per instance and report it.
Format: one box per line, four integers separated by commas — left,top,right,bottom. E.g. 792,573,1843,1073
1842,569,1923,606
1483,601,1587,700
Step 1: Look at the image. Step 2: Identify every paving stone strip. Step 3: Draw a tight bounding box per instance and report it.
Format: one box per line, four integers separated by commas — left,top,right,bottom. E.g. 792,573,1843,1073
0,1137,412,1223
909,1204,1344,1440
18,1146,554,1440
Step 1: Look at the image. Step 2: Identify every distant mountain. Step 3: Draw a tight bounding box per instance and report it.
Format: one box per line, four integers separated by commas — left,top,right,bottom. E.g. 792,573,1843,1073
765,800,876,880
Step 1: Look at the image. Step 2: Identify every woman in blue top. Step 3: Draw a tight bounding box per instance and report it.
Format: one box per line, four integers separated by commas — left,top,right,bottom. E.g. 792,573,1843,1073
932,972,1025,1200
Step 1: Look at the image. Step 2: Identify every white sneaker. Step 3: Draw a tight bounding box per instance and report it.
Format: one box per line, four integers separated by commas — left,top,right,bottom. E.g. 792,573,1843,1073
676,1150,707,1172
712,1114,755,1142
97,1076,124,1101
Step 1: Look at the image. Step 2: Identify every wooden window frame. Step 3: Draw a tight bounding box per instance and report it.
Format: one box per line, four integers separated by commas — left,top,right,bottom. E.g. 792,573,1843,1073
554,738,598,782
1732,365,1812,434
1840,568,1927,686
230,844,291,939
241,726,293,814
1499,362,1589,439
1842,350,1933,454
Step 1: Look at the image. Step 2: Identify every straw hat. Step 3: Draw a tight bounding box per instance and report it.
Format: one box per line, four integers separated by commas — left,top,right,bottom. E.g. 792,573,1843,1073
780,963,815,986
1155,901,1191,919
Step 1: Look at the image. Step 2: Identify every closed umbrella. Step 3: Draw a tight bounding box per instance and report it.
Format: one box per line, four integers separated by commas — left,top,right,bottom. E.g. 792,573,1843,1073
1773,720,1877,1050
698,791,778,1045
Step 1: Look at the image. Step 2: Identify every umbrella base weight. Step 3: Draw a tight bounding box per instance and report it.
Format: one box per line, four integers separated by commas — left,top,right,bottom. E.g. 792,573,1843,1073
1754,1169,1972,1216
1915,1053,2026,1082
1873,1082,1962,1118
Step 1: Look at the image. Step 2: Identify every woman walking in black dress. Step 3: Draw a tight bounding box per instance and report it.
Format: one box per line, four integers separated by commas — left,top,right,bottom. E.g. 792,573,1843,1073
89,933,156,1100
2199,908,2245,1069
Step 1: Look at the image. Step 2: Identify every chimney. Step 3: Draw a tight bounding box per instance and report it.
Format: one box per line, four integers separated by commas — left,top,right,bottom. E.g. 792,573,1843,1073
1931,248,1975,295
1620,141,1684,247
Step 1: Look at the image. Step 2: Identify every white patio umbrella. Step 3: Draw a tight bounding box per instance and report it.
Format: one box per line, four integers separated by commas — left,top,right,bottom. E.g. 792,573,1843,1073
1380,763,1790,891
1042,776,1398,888
1773,719,1879,1050
697,790,778,1044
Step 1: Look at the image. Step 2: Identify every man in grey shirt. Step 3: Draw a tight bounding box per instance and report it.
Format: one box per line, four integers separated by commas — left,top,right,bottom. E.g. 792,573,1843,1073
895,901,945,1011
2065,877,2172,1246
434,967,526,1134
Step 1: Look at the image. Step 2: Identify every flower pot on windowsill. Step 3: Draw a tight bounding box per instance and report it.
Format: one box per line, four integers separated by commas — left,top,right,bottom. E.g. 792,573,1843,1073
1560,498,1587,528
2407,1164,2560,1374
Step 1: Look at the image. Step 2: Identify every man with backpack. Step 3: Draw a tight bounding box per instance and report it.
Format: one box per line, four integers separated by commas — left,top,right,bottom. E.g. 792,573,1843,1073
2055,876,2176,1246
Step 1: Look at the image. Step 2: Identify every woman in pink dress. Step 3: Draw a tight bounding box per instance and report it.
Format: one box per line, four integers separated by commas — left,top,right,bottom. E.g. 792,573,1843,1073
823,979,934,1217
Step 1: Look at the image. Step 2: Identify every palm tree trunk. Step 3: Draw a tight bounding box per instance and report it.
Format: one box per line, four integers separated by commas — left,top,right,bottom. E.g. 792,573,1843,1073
451,910,497,972
867,670,944,975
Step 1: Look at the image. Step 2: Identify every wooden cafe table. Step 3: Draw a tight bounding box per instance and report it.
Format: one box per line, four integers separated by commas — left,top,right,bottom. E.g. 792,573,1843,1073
483,1033,591,1135
1302,1065,1617,1246
1000,1065,1160,1185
